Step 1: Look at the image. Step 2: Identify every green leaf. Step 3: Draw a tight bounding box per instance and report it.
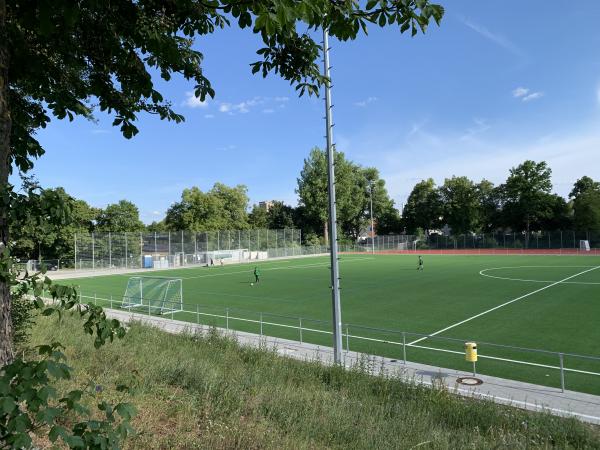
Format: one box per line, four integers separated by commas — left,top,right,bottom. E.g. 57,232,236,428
36,406,62,425
0,396,16,414
366,0,378,10
115,403,137,421
64,434,85,448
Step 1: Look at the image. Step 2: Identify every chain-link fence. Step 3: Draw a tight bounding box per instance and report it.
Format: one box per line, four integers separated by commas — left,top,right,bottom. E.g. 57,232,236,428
416,230,599,250
42,229,302,271
17,229,600,273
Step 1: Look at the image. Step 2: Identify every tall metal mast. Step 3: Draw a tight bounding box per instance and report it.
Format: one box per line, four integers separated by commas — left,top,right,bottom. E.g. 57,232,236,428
323,27,343,364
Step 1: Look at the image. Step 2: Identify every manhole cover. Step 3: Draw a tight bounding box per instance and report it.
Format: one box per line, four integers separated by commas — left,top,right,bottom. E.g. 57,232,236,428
456,377,483,386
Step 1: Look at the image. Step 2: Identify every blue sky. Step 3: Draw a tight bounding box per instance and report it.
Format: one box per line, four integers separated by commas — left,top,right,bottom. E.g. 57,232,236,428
23,1,600,223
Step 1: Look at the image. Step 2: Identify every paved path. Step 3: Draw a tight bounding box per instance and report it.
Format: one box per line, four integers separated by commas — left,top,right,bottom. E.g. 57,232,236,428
104,308,600,425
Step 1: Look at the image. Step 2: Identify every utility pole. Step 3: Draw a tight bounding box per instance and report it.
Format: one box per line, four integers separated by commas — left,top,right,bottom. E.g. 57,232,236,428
323,26,343,364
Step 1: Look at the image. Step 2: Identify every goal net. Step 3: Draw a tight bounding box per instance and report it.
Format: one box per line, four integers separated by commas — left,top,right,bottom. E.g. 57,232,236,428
121,277,183,315
580,240,591,252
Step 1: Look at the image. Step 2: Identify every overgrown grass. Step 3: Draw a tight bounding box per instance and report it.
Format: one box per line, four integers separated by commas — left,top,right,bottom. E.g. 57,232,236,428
29,314,600,449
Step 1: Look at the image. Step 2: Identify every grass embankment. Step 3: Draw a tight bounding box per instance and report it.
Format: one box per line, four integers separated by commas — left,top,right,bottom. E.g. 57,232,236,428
30,314,600,449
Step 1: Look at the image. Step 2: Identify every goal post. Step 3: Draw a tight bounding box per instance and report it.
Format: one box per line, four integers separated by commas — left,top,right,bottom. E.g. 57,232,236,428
580,240,591,252
121,276,183,315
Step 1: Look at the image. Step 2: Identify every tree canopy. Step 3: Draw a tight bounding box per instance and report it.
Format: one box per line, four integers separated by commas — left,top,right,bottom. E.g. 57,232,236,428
439,176,480,235
165,183,249,230
501,160,553,233
402,178,442,234
296,147,399,242
96,200,144,232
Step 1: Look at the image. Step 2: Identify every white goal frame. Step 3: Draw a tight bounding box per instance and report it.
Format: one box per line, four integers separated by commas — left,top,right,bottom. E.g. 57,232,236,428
580,240,591,252
121,276,183,315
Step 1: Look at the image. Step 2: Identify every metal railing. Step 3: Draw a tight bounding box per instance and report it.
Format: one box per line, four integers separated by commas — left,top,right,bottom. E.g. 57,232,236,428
77,293,600,396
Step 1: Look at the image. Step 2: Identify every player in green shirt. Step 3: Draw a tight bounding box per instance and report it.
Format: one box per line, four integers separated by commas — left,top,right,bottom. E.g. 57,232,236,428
417,255,424,271
254,266,260,283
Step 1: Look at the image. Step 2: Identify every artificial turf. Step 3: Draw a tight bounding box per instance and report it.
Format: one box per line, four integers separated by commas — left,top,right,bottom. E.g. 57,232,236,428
57,253,600,394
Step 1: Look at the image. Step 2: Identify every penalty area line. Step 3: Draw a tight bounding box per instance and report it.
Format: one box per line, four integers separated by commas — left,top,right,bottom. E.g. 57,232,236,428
408,265,600,346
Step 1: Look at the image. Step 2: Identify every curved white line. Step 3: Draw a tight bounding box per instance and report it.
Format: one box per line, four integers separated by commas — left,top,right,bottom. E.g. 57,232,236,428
479,266,600,285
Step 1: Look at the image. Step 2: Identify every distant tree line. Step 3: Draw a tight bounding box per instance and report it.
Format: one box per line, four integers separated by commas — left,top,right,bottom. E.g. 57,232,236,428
402,161,600,236
11,155,600,261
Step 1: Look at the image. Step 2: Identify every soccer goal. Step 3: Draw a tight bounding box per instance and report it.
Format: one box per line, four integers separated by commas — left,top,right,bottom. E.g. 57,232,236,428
580,240,591,252
121,276,183,315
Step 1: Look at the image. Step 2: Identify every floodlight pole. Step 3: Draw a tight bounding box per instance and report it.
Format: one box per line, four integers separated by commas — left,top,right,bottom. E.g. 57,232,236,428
323,26,343,365
369,182,375,254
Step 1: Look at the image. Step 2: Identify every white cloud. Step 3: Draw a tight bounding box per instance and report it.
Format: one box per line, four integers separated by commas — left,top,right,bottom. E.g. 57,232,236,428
460,17,525,58
182,91,209,108
512,87,543,102
460,118,491,141
512,87,529,98
204,114,214,119
215,96,290,115
91,129,110,135
522,92,544,102
354,96,378,107
152,211,161,216
361,123,600,201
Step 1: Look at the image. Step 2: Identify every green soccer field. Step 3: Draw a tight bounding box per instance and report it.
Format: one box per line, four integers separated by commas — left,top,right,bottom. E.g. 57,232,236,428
58,254,600,394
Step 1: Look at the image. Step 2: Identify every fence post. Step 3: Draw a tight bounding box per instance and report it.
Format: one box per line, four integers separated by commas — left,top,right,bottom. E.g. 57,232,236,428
402,332,406,364
226,308,229,330
560,230,563,249
299,318,303,343
345,325,349,355
559,353,565,393
260,313,263,336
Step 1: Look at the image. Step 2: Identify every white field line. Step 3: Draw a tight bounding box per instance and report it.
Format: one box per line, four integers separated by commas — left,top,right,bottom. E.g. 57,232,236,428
71,258,370,282
409,265,600,346
172,257,375,280
479,265,600,285
65,254,370,281
79,293,600,378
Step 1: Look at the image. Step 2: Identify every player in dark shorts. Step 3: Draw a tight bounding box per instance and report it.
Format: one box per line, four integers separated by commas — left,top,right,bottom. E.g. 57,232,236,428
254,266,261,283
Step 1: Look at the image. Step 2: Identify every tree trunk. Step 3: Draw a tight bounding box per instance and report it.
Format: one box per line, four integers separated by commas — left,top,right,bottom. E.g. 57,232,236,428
0,0,14,367
323,221,329,247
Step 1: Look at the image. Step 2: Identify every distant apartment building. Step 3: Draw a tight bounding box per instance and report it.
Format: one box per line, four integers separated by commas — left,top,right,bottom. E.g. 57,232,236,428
258,200,275,211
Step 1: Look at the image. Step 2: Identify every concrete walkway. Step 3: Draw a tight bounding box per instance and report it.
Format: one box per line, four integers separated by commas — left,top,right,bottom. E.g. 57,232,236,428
104,308,600,425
